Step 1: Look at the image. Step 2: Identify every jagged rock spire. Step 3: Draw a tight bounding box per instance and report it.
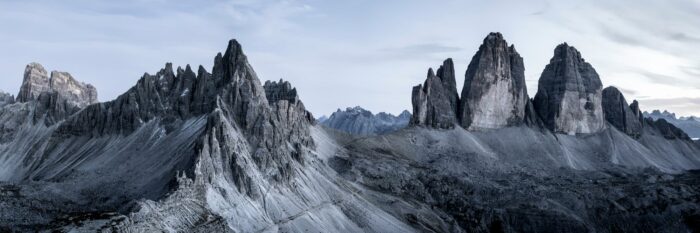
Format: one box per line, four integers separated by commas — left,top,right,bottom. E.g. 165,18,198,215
533,43,605,135
411,59,460,128
602,86,642,138
459,32,529,130
629,100,644,123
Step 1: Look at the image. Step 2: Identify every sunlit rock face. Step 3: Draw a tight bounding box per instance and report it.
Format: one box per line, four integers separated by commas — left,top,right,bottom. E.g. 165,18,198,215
459,32,529,130
16,62,50,103
533,43,605,135
602,86,642,138
17,63,97,108
411,59,460,128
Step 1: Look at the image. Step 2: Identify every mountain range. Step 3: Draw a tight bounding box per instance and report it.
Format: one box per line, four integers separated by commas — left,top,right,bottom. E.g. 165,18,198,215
0,33,699,232
318,106,410,136
644,110,700,139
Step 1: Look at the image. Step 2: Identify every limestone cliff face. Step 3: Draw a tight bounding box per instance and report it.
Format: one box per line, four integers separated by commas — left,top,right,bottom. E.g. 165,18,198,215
533,43,605,135
47,71,98,108
411,59,460,128
460,32,529,130
16,63,50,102
17,63,97,108
602,86,642,138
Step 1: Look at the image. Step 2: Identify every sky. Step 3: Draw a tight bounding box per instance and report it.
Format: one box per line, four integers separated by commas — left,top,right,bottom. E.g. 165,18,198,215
0,0,699,117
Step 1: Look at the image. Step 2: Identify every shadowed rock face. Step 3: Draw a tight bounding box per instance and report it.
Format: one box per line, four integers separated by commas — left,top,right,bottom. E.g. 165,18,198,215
630,100,644,123
411,59,460,128
460,32,529,130
0,91,13,108
602,86,642,138
534,43,605,135
645,118,692,140
17,63,97,108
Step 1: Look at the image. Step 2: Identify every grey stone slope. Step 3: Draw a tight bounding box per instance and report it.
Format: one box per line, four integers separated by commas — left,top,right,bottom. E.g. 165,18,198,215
322,106,410,136
328,125,700,232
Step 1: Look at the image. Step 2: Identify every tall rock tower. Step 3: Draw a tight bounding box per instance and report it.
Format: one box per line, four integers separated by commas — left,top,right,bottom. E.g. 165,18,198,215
533,43,605,134
459,32,529,130
602,86,642,138
411,59,460,128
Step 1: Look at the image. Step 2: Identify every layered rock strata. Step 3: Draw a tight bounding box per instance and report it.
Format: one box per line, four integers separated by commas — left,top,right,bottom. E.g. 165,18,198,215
460,32,529,130
533,43,605,135
17,63,97,108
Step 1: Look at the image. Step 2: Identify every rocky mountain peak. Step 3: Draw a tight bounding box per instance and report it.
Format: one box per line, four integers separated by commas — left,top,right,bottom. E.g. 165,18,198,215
17,62,50,102
436,58,459,112
602,86,642,138
460,32,528,130
16,63,98,108
48,71,98,108
411,58,460,128
322,106,410,135
533,43,605,134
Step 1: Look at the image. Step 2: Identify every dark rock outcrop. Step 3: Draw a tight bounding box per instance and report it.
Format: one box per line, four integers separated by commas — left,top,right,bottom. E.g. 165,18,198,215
602,86,642,138
533,43,605,135
0,91,14,108
411,59,460,128
460,32,529,130
322,106,410,136
645,118,692,140
16,63,97,108
630,100,644,123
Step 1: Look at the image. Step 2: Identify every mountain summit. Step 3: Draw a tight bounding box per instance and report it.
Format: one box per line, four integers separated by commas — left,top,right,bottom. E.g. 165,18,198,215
460,32,529,130
1,35,700,232
534,43,605,134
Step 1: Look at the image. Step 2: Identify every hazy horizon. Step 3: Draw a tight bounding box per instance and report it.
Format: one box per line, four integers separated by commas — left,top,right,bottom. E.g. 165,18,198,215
1,0,698,117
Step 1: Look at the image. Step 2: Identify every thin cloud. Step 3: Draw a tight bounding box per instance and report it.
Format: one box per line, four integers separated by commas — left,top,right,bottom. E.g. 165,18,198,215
381,43,462,57
635,70,700,88
638,97,700,117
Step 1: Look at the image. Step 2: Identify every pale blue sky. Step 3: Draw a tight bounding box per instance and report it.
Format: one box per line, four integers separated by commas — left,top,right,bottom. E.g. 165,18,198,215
1,0,699,116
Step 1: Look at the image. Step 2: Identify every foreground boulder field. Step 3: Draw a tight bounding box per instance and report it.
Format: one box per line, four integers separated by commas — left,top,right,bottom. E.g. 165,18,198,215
0,33,699,232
